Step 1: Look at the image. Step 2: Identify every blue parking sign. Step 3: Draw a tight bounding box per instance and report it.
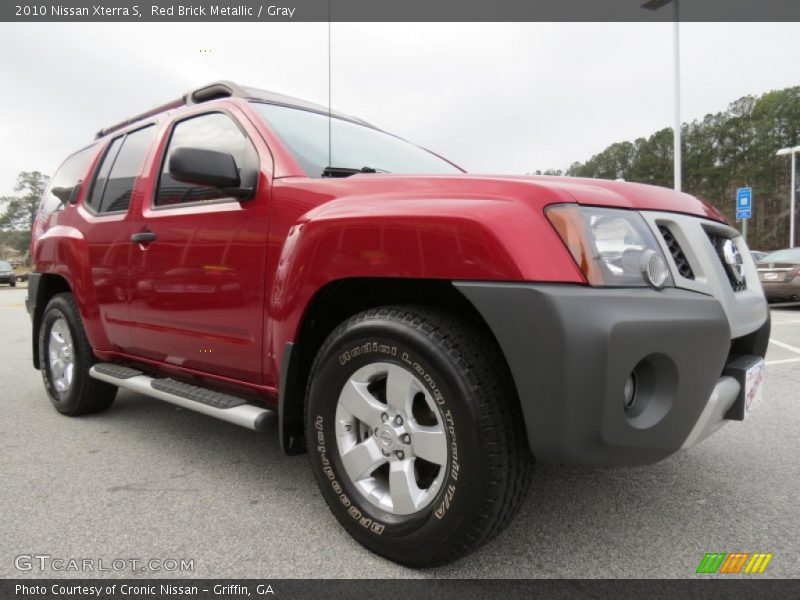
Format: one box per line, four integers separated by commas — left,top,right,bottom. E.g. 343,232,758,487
736,187,752,213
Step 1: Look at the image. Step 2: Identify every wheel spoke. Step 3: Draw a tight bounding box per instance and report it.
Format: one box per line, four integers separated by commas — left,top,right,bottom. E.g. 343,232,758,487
410,423,448,466
385,364,416,413
51,359,63,379
64,362,74,386
50,328,63,350
389,459,423,514
340,437,386,481
339,380,385,429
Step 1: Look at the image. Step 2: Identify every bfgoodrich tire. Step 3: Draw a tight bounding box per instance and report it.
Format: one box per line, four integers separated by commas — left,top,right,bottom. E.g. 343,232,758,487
39,293,117,415
306,306,533,567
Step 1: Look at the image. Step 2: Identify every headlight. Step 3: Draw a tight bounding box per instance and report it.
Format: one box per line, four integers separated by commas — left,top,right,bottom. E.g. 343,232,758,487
546,205,673,289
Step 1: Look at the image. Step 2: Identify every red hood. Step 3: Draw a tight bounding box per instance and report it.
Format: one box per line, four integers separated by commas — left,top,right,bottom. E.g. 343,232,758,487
519,175,727,222
287,173,728,223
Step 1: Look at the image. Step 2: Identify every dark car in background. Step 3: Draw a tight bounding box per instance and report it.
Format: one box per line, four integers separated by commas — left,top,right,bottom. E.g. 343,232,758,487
0,261,17,287
757,248,800,302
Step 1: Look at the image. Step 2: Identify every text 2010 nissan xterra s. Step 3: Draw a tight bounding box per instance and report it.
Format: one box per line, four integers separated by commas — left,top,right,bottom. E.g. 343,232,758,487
27,81,769,566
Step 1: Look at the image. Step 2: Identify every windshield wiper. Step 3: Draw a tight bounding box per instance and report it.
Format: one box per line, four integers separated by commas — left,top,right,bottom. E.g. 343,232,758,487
321,166,390,178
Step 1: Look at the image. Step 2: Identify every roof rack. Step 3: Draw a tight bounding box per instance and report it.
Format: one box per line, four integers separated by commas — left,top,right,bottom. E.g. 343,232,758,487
95,80,372,139
94,96,184,139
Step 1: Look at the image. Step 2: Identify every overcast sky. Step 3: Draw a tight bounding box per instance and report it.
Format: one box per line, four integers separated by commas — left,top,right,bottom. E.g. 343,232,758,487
0,22,798,196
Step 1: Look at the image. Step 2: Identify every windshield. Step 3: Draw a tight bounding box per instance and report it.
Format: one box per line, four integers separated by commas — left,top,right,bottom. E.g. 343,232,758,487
251,102,462,178
760,248,800,263
0,262,12,271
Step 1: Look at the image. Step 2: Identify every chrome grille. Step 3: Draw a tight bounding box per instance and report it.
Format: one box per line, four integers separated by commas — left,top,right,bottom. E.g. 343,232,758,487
707,231,747,292
658,225,695,280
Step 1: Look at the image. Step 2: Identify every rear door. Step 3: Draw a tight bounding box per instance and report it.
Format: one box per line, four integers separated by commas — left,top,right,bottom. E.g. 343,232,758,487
127,106,271,384
79,125,157,352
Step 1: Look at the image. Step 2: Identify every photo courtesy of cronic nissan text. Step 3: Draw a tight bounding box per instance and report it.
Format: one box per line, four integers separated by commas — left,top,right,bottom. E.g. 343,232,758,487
0,1,798,598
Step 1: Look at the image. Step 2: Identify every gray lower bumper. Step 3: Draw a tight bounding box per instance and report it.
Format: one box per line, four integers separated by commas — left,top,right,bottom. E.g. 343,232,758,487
680,376,739,449
456,282,769,466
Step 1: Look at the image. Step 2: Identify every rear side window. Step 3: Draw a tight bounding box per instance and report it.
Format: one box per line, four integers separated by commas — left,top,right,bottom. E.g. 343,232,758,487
87,125,156,213
40,146,96,214
155,112,257,206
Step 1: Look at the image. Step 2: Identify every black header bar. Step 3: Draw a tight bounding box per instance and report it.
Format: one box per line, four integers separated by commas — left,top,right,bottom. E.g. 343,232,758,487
2,578,799,600
3,0,799,23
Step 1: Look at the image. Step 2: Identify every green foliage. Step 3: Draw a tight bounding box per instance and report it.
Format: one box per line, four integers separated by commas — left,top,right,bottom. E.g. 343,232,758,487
0,171,50,262
0,230,32,259
563,87,800,250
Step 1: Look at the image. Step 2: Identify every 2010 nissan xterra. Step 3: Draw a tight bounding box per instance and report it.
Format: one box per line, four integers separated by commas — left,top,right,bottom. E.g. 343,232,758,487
27,81,770,566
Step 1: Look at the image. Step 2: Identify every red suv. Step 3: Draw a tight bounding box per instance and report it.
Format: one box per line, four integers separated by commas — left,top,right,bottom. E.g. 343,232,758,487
27,81,770,566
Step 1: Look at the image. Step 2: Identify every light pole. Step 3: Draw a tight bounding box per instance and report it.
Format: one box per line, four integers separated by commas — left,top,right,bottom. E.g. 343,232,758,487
642,0,682,192
777,145,800,248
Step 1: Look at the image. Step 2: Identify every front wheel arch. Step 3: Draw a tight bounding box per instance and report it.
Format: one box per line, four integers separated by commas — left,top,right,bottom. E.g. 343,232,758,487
277,278,517,455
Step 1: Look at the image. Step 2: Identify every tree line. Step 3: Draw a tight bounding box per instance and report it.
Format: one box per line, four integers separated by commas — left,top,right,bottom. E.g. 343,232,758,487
545,86,800,251
0,172,48,261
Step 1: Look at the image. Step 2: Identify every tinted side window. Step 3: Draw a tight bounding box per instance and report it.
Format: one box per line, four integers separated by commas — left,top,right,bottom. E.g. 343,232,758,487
156,113,257,206
88,125,156,213
86,137,123,211
40,146,96,214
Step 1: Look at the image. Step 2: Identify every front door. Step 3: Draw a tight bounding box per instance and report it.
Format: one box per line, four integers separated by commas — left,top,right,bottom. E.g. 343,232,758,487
128,108,270,384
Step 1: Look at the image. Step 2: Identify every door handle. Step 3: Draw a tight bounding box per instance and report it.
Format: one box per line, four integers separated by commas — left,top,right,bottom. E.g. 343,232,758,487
131,231,157,244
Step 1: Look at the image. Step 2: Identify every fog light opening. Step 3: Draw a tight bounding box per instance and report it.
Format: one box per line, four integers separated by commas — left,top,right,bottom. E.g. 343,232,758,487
624,354,677,429
623,373,637,411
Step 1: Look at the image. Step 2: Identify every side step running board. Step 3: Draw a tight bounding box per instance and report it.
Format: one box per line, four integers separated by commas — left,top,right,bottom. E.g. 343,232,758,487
89,363,272,431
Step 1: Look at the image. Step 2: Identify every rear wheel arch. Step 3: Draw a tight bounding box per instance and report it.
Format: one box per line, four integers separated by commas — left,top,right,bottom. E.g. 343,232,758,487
278,277,518,455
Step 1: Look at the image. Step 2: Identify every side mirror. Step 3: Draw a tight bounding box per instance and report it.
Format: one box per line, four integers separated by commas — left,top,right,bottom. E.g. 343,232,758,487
169,147,241,189
51,181,82,205
51,186,72,204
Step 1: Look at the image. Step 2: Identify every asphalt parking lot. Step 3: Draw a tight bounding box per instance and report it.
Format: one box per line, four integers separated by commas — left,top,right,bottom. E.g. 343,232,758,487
1,284,798,579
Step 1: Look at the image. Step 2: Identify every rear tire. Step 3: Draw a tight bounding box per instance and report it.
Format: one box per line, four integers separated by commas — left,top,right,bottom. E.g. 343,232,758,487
10,279,16,287
39,293,116,415
305,305,533,567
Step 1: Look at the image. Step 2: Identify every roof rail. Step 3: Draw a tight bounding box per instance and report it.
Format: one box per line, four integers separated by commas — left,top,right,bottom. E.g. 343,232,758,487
95,80,245,139
95,80,372,139
94,97,184,139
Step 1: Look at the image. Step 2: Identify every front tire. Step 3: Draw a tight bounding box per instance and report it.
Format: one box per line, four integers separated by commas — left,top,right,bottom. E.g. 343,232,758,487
39,293,116,415
306,306,533,567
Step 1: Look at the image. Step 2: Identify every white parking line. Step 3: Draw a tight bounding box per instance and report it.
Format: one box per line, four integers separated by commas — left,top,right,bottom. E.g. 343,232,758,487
769,339,800,355
766,357,800,366
771,319,800,325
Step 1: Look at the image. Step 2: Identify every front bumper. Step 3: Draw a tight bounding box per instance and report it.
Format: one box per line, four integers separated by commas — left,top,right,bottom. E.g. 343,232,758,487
455,283,770,466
